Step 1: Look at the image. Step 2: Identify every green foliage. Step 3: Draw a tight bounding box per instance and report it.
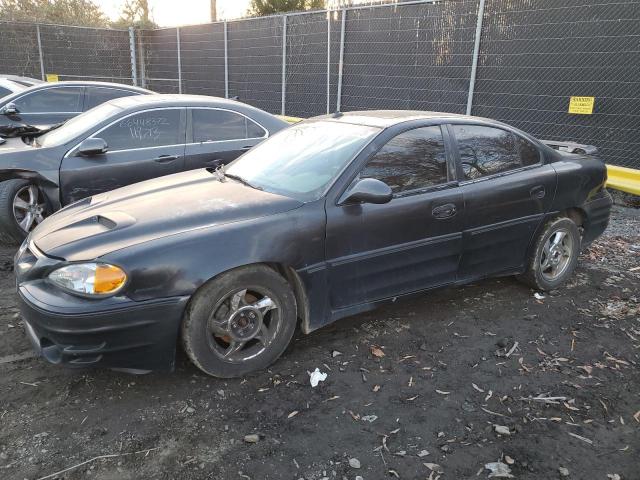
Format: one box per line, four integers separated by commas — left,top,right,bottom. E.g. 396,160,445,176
249,0,326,17
0,0,109,27
112,0,156,29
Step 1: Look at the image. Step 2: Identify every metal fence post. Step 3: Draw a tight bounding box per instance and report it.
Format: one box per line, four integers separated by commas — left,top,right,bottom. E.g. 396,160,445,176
336,9,347,112
224,20,229,99
36,24,45,81
129,27,138,86
137,32,146,88
466,0,486,116
176,27,183,94
326,11,331,114
281,15,287,115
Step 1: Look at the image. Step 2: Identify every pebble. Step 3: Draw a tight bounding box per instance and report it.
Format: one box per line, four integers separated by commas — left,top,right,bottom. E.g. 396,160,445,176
186,407,195,414
559,467,570,477
349,458,361,469
243,434,260,443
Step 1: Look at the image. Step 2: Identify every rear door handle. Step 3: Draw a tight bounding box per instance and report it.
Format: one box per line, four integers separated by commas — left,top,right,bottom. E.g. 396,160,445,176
530,185,546,199
154,155,179,163
240,145,253,151
432,203,457,219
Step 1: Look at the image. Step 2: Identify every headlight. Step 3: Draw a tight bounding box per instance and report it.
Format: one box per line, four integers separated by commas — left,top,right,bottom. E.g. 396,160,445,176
48,263,127,296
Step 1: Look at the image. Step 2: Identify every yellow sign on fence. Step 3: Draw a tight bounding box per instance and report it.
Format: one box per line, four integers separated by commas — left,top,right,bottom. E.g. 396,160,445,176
45,74,59,82
568,96,595,115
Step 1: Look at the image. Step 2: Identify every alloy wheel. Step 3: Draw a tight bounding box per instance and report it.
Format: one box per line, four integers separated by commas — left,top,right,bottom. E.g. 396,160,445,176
540,228,574,281
207,288,281,363
13,185,45,233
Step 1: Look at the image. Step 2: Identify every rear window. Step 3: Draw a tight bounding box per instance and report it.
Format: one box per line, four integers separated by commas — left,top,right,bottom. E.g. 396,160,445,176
453,125,540,180
192,109,266,142
85,87,138,110
14,87,83,113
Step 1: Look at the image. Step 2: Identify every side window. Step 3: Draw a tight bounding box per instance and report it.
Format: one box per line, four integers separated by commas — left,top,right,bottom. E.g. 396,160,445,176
97,109,182,151
453,125,527,180
85,87,137,110
0,86,12,98
517,136,541,166
360,126,448,193
14,87,83,113
192,109,266,142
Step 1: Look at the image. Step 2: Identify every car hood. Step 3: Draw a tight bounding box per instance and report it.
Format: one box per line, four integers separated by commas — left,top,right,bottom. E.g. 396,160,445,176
0,135,34,152
31,169,304,261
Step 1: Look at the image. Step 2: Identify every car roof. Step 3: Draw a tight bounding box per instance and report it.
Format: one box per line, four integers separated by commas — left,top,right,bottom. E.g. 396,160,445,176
312,110,496,128
107,94,269,111
0,78,28,93
15,81,152,95
0,74,43,85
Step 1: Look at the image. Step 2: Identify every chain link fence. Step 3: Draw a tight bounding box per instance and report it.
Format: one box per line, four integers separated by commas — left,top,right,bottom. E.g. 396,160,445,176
0,21,134,84
1,0,639,169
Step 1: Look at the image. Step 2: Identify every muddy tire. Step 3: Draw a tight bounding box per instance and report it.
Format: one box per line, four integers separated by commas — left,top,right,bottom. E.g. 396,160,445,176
518,217,581,291
0,179,46,246
181,265,297,378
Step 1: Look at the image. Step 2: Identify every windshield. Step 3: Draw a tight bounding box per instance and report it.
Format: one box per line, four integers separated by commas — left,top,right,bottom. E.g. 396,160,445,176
37,102,124,147
225,120,380,201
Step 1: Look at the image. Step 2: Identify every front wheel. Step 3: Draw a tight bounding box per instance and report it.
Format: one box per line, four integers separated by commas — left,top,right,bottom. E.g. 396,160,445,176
518,216,581,291
181,265,297,378
0,180,47,245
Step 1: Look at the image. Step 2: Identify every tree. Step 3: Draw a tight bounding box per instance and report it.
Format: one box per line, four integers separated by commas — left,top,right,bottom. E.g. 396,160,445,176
210,0,216,22
249,0,325,17
0,0,108,27
112,0,155,29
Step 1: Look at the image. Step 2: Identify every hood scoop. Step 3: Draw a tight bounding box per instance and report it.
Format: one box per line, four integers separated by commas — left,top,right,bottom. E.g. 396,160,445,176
35,211,136,255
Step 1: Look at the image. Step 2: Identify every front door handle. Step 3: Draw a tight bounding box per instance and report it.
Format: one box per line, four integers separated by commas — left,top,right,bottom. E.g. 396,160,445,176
432,203,457,219
530,185,546,199
240,145,253,151
154,154,179,163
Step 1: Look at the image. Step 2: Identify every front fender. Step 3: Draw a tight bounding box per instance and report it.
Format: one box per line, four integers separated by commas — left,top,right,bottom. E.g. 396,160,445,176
101,201,327,302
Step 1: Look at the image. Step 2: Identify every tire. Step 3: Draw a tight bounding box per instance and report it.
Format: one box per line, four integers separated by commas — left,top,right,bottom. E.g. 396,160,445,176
518,216,581,291
0,179,46,246
181,265,297,378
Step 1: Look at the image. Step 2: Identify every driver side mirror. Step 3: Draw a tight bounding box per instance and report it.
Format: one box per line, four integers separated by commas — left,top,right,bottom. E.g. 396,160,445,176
1,103,19,115
342,178,393,205
77,138,108,156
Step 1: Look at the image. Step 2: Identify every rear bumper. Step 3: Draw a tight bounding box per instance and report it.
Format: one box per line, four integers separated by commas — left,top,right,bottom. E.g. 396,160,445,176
581,189,613,245
18,286,189,372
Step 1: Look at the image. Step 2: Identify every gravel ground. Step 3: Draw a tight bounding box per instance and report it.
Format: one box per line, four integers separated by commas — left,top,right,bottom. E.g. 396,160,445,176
0,206,638,480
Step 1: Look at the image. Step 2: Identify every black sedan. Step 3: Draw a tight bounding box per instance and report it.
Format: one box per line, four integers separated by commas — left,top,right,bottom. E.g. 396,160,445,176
0,80,151,135
15,111,612,377
0,94,287,244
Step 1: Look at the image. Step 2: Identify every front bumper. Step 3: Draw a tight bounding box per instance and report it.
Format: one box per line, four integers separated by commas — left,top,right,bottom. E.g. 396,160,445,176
18,285,189,372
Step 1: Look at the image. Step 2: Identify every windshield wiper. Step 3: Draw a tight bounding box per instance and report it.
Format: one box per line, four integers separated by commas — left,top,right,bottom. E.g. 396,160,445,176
207,166,262,191
224,172,263,191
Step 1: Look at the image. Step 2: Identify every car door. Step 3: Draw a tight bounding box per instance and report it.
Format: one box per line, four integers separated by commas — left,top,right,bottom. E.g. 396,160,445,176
59,107,186,205
5,86,83,127
184,108,268,170
449,123,557,280
325,124,464,309
83,86,142,111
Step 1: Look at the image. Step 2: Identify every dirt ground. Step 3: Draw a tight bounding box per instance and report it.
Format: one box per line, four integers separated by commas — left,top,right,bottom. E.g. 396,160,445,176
0,206,639,480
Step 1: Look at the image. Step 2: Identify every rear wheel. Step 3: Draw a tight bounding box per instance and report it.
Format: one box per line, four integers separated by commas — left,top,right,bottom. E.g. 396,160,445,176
0,180,47,245
518,217,581,291
181,265,297,378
